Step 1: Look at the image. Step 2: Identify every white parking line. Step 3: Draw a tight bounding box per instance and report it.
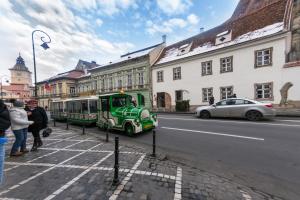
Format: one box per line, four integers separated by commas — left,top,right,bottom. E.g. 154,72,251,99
109,154,146,200
240,190,252,200
174,167,182,200
161,127,264,141
43,152,114,200
0,143,103,196
159,117,300,128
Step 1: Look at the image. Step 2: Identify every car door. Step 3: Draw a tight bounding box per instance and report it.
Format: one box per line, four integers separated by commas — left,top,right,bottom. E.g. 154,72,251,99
210,100,230,117
227,99,247,117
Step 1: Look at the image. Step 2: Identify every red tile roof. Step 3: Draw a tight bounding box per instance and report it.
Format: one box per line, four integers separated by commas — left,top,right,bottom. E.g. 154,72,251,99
155,0,289,65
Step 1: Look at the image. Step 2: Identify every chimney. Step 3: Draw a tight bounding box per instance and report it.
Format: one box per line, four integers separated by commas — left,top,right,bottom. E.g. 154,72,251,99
200,27,204,33
162,35,167,43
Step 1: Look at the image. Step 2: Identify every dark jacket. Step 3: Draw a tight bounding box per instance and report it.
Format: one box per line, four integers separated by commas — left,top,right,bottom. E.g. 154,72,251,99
0,106,11,131
28,107,48,132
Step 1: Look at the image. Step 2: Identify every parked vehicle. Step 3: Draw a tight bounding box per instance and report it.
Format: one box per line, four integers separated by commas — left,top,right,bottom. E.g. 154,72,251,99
50,100,68,121
66,96,98,126
97,93,158,135
195,98,276,121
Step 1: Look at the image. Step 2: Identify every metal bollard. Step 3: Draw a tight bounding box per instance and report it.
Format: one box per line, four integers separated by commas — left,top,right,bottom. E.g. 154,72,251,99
152,129,156,157
113,137,119,185
53,119,56,127
66,119,69,130
82,125,85,135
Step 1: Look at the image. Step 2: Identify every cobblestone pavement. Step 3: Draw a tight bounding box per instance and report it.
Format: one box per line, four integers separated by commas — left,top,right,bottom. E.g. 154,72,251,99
0,127,283,200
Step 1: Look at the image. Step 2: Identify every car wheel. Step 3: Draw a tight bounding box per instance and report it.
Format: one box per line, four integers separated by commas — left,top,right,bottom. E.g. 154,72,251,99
125,123,134,136
200,110,210,119
246,110,262,121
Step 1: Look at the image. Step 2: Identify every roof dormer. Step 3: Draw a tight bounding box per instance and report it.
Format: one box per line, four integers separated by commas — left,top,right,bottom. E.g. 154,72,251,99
215,30,232,45
177,42,192,56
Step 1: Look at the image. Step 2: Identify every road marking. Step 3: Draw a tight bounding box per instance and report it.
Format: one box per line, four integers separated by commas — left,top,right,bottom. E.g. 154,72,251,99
174,167,182,200
276,119,300,123
43,152,114,200
159,117,300,128
240,190,252,200
109,154,146,200
161,127,264,141
0,143,103,196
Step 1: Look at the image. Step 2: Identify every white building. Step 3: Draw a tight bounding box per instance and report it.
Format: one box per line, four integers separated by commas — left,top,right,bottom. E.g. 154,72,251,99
152,0,300,111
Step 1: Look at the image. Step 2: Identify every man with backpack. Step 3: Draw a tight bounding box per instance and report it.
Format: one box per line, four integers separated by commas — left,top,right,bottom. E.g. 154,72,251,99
26,100,48,151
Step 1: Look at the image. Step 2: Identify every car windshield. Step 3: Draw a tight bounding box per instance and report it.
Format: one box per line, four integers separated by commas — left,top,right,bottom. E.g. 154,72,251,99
112,97,127,107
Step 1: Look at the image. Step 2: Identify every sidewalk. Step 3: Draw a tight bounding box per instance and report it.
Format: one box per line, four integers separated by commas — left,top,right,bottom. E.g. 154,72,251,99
0,126,283,200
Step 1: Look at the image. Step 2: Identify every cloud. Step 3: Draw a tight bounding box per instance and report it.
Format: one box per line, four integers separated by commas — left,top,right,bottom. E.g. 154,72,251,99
187,14,199,25
156,0,192,15
96,18,103,26
146,14,200,35
0,0,134,82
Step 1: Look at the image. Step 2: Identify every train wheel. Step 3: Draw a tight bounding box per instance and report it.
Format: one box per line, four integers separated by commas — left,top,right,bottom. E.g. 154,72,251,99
125,123,134,136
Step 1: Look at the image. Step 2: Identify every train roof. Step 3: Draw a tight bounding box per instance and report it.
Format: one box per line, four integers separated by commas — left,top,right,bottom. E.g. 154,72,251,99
98,93,131,97
65,96,98,101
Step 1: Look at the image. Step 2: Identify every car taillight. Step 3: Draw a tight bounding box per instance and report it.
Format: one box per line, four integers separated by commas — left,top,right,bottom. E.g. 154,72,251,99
265,104,273,108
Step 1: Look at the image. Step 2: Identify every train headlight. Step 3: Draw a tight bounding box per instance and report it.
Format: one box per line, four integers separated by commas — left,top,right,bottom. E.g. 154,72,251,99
140,109,150,119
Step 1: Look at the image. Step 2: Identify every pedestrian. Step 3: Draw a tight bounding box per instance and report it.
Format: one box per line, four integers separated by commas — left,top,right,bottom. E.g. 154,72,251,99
209,96,215,105
9,101,33,156
27,100,48,151
0,100,11,138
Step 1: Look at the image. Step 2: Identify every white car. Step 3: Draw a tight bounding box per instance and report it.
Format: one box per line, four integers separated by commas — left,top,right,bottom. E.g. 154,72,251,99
195,98,276,121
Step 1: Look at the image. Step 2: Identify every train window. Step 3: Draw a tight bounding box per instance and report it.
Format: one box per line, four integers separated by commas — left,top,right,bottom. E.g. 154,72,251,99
75,101,81,113
81,100,88,113
112,97,126,107
90,100,97,113
101,98,109,111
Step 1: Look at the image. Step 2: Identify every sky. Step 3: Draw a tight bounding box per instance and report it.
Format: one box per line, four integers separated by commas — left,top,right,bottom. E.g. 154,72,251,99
0,0,239,82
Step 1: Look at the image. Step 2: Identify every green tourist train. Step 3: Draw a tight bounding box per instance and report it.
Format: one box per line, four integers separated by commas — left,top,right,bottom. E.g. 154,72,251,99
50,92,158,135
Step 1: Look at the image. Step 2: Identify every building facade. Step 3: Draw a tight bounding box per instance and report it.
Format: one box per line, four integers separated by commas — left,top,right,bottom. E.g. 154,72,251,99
90,41,165,109
1,54,33,101
152,0,300,111
36,60,98,108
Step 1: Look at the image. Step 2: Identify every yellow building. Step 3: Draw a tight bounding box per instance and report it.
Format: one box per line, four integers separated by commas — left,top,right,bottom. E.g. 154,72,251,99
36,60,98,108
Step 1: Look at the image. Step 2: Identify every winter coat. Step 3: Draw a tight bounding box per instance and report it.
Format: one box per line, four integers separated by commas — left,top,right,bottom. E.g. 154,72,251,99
0,107,10,131
9,107,33,131
28,107,48,132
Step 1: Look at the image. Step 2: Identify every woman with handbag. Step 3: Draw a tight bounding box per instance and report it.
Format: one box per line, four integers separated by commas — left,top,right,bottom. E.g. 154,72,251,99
27,100,48,151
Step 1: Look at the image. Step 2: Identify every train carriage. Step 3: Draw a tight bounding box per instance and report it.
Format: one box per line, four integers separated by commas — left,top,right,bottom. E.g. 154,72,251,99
97,92,158,136
66,96,98,126
50,100,68,121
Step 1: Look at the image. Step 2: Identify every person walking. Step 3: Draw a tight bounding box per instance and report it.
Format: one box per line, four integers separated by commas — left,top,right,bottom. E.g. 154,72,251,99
9,101,33,156
0,100,11,138
27,100,48,151
209,96,215,105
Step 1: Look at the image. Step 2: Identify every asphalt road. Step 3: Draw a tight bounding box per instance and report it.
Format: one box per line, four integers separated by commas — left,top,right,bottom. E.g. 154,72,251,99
57,115,300,200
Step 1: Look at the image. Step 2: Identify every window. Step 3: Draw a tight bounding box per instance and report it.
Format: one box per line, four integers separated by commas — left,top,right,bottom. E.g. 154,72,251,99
175,90,183,101
138,72,144,86
58,83,62,94
220,56,233,73
101,79,105,91
255,48,272,67
127,73,132,88
255,82,273,100
157,71,164,82
69,87,75,94
109,77,113,90
112,97,127,107
89,100,97,113
101,98,109,111
220,86,233,100
202,61,212,76
202,88,213,102
173,67,181,80
118,79,122,89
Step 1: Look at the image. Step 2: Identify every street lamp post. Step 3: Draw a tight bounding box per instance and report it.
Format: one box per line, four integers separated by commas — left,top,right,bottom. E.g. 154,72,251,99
0,75,9,100
32,30,51,98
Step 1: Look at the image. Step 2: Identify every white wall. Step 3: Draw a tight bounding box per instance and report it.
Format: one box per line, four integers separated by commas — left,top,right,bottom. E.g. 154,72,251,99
152,35,300,107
